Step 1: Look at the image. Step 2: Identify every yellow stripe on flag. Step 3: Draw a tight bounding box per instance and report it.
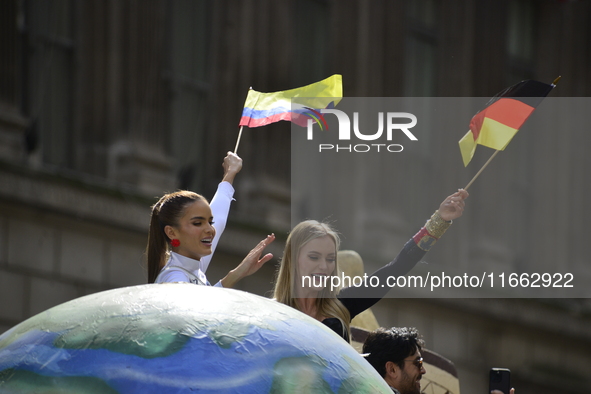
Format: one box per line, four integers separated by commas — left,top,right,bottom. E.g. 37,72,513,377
477,117,519,151
459,130,476,167
243,75,343,112
459,117,520,167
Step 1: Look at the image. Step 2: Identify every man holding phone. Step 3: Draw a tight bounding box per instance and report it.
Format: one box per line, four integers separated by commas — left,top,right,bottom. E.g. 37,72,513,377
362,326,516,394
490,367,514,394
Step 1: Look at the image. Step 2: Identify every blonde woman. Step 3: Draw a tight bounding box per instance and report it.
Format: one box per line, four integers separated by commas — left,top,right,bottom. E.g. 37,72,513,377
273,190,469,342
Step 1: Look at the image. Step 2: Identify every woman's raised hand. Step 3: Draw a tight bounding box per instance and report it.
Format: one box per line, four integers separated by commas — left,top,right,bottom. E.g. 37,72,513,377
437,189,469,221
220,234,275,288
222,151,243,185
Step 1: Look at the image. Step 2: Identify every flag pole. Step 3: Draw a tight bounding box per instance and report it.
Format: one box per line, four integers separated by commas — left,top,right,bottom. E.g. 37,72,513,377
234,126,244,154
234,86,254,154
463,150,500,190
462,76,561,191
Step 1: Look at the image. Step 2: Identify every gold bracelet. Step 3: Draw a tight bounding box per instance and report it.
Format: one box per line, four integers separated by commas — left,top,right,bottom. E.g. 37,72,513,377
425,210,452,239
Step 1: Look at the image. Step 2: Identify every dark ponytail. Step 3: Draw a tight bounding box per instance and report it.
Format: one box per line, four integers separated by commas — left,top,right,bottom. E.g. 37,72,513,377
146,191,207,283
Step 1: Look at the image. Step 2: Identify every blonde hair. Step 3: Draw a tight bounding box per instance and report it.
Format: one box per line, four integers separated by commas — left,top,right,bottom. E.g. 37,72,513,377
273,220,352,340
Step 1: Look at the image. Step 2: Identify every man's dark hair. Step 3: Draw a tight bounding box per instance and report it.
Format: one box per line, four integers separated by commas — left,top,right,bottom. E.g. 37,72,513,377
362,327,425,378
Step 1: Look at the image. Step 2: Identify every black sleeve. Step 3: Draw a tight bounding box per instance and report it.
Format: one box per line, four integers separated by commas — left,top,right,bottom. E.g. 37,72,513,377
337,237,427,320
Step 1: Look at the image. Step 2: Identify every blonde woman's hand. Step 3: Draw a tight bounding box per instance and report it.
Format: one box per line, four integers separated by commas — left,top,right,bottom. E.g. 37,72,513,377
438,189,469,221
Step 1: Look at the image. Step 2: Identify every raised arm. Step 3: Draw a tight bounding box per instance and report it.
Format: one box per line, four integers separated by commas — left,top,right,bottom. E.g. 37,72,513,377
200,152,243,273
338,189,469,317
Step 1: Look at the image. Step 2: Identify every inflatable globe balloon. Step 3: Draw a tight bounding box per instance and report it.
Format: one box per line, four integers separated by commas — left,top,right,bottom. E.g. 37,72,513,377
0,284,392,393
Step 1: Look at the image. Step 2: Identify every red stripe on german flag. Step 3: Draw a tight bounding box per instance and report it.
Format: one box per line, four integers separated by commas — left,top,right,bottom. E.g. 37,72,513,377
469,98,535,141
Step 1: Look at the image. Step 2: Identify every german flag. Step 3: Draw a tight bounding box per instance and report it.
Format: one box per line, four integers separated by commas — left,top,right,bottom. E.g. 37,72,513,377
459,79,556,166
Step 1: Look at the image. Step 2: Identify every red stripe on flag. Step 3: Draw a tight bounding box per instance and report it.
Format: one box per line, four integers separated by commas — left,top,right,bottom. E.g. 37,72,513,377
484,98,535,129
469,112,485,141
469,98,535,141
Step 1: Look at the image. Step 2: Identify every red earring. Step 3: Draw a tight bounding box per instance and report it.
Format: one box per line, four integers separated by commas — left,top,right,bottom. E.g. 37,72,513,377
170,239,180,247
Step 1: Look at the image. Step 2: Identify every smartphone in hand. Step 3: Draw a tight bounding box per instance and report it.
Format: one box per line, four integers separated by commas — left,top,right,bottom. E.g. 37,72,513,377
489,368,511,394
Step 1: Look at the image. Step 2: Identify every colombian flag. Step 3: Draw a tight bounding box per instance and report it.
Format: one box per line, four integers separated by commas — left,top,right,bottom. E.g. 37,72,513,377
239,74,342,128
459,79,555,166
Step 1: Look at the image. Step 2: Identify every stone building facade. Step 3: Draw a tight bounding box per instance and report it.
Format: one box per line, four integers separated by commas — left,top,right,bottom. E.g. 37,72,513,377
1,1,590,393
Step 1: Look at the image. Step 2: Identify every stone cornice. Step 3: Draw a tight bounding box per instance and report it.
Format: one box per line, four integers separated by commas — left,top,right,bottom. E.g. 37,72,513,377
0,162,151,233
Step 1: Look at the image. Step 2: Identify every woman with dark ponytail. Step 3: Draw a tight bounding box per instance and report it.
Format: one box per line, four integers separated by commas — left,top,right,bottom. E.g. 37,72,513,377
147,152,274,286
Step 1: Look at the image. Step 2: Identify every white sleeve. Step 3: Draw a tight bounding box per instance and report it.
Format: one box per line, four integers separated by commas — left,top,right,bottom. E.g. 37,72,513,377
200,181,235,272
155,268,191,283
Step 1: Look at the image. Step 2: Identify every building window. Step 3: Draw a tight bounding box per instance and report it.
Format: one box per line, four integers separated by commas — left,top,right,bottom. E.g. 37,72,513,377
166,0,213,190
506,0,536,83
0,0,21,108
24,0,75,169
292,0,329,87
404,0,438,97
505,0,537,268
